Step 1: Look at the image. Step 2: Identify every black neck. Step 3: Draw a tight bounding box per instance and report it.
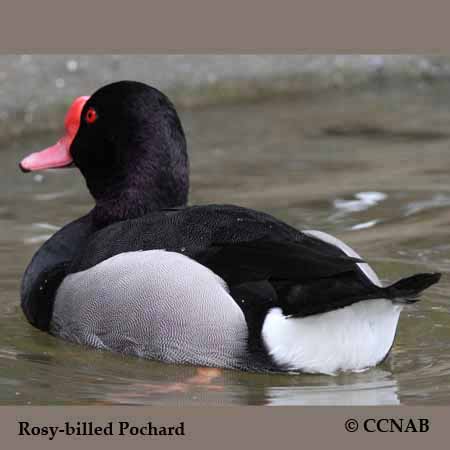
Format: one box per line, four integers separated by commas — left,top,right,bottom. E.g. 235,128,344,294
92,188,186,228
84,158,189,229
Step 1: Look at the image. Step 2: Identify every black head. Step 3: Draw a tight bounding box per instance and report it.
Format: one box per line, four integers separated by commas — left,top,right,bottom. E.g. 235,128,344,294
20,81,189,228
73,81,189,226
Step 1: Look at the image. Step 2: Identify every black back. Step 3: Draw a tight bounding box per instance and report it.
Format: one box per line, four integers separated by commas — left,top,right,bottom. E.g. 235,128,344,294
66,204,371,321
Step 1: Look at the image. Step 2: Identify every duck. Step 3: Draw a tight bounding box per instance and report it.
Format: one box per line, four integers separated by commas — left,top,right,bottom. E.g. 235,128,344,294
19,80,441,375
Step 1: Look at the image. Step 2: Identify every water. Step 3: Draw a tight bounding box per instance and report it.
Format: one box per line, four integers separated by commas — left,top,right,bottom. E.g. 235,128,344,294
1,84,449,405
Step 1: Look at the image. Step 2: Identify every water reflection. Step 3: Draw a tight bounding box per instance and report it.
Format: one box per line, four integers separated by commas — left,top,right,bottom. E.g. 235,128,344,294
334,191,387,214
266,381,399,406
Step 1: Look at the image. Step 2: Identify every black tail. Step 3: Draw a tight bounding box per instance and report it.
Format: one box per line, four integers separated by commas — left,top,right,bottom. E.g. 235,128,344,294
383,272,442,304
273,271,442,318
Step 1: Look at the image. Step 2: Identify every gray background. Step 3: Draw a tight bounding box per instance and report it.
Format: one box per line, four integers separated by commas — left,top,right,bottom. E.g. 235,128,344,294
1,55,450,138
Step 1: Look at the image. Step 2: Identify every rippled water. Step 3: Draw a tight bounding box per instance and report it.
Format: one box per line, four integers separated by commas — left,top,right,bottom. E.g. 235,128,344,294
1,85,450,405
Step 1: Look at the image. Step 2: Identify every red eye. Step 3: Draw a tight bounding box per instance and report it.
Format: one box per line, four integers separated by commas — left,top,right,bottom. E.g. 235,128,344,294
85,107,97,124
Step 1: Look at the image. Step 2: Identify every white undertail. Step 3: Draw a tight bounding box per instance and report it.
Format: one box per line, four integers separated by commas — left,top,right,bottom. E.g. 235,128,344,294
262,230,402,375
